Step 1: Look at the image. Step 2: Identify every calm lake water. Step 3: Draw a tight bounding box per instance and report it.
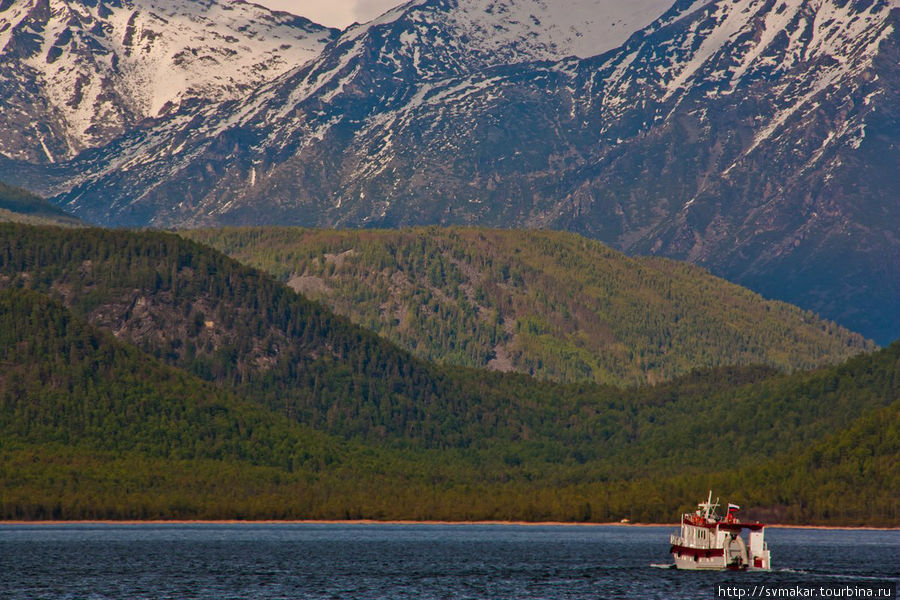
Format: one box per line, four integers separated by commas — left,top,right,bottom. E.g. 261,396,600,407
1,524,897,599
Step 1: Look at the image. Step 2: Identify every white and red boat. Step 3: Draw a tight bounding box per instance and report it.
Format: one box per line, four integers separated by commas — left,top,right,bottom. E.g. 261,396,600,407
669,491,772,571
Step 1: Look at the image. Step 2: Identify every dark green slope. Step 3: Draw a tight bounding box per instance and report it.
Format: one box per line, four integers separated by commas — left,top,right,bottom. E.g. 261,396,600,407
0,287,341,465
0,286,350,519
0,223,458,444
0,223,893,459
0,286,521,521
661,385,900,526
0,224,897,524
0,181,82,226
738,396,900,524
183,227,873,386
614,343,900,473
1,296,896,523
454,343,900,482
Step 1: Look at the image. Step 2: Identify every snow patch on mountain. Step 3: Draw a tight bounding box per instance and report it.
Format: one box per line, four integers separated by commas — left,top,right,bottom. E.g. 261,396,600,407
438,0,677,61
0,0,337,161
13,0,899,231
230,0,684,164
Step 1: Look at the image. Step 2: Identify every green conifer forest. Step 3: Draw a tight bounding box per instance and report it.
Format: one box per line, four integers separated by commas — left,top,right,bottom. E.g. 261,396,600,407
0,224,896,524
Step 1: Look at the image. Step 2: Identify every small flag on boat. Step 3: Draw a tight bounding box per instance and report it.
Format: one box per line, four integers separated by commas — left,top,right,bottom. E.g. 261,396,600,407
728,503,740,512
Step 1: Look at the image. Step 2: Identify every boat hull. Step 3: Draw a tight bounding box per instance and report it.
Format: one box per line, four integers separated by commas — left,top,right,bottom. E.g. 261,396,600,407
671,545,733,571
672,553,748,571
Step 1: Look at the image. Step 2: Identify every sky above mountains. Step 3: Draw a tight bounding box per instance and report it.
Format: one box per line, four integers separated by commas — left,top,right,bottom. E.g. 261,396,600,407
255,0,403,28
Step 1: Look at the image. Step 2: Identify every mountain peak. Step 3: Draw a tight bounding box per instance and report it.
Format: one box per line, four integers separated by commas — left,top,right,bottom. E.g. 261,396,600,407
0,0,338,162
342,0,678,70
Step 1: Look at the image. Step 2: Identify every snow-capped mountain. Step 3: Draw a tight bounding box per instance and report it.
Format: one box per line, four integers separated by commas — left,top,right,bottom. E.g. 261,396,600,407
343,0,678,67
23,0,679,217
1,0,898,343
0,0,337,163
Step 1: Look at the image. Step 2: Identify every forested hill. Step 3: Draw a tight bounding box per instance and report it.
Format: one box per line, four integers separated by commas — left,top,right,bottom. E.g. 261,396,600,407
0,281,897,522
0,181,82,226
0,287,338,467
0,285,384,519
0,224,897,524
0,223,459,443
184,227,873,386
0,223,782,449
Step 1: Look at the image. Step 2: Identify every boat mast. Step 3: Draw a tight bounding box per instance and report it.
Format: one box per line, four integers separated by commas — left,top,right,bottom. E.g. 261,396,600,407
697,490,720,521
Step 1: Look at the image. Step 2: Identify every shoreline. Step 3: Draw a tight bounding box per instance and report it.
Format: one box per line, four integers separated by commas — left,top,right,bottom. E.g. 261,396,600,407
1,519,897,530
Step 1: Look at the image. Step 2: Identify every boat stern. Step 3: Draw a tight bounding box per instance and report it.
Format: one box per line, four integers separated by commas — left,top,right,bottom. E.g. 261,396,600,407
749,528,771,571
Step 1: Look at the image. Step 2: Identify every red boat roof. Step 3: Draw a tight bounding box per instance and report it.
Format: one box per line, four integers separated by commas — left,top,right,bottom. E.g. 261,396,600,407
715,521,765,531
683,515,766,531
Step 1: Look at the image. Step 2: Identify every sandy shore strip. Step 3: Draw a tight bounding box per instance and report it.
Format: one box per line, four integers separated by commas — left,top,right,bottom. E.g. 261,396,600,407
0,519,665,527
1,520,897,530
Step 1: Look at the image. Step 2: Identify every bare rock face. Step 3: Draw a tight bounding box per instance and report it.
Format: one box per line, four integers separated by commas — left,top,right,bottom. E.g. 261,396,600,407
1,0,898,343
